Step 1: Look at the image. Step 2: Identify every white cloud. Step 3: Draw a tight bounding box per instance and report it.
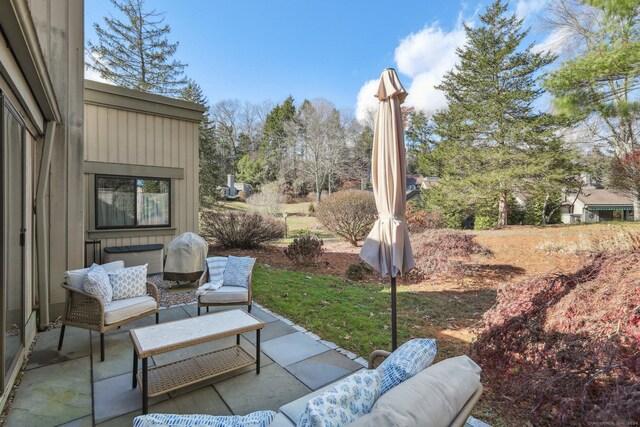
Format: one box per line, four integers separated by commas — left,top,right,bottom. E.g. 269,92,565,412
532,26,572,55
355,79,379,123
515,0,548,20
355,20,467,120
84,52,110,84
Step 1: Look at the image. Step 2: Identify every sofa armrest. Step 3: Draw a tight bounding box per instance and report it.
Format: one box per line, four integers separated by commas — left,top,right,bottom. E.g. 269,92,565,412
61,283,104,329
368,350,391,369
146,282,159,305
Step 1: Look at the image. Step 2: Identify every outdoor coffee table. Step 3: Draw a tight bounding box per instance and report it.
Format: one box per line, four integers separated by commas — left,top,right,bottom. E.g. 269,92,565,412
129,309,264,414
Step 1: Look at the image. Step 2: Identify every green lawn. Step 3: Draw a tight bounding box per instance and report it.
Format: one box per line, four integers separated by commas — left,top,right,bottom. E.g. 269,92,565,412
252,263,494,359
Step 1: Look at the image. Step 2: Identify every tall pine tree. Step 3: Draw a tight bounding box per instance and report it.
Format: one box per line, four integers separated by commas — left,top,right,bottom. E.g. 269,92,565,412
180,80,221,206
87,0,187,96
432,0,558,227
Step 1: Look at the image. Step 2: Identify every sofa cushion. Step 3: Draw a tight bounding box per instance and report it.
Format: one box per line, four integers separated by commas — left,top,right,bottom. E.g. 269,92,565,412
83,264,113,307
267,413,295,427
223,256,255,288
280,369,365,423
199,286,249,303
104,296,156,325
298,369,382,427
133,411,276,427
377,338,437,394
350,356,482,427
110,264,148,300
65,260,125,290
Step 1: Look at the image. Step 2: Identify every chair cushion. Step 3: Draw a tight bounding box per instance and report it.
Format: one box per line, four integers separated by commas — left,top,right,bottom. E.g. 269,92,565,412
350,356,482,427
109,264,148,300
104,296,156,325
222,256,255,288
83,264,113,307
65,260,125,290
207,256,228,281
268,413,295,427
133,411,276,427
199,286,249,303
297,369,382,427
376,338,437,395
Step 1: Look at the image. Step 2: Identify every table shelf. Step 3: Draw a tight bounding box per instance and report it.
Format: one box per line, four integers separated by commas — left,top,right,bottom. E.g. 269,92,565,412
138,345,256,397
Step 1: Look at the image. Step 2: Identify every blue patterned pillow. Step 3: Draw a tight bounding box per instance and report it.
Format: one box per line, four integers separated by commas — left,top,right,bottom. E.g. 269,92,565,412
298,369,382,427
376,338,437,395
109,264,148,300
83,264,113,307
133,411,276,427
222,256,255,288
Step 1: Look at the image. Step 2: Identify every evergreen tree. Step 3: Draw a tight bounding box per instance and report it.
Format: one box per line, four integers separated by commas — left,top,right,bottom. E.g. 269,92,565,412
261,96,297,183
180,80,221,207
432,0,558,227
546,0,640,219
87,0,187,96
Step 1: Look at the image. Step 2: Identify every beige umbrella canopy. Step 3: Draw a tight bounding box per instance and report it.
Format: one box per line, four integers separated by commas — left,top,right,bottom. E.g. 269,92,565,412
360,68,415,349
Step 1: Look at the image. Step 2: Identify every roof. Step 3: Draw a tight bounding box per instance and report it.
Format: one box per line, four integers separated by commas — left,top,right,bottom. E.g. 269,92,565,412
576,188,634,207
406,174,424,186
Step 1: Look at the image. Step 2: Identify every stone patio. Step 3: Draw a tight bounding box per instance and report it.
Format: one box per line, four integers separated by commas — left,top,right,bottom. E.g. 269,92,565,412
4,303,366,426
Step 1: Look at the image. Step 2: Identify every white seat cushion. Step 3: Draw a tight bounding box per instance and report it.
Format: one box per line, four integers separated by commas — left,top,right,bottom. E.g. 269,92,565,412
104,296,156,325
198,286,248,303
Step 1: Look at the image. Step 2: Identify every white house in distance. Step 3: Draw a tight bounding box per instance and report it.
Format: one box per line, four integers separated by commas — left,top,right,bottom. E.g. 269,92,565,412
561,188,635,223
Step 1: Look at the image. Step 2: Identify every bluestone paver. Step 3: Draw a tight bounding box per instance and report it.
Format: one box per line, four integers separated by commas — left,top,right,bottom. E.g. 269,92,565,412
261,332,329,367
284,350,361,390
242,320,295,345
27,326,90,370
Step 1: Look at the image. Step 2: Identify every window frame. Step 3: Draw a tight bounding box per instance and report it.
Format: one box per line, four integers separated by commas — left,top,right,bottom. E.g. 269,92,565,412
94,174,172,230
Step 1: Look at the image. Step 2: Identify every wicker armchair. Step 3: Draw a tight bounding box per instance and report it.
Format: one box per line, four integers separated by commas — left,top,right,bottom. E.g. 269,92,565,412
58,263,159,362
196,265,253,316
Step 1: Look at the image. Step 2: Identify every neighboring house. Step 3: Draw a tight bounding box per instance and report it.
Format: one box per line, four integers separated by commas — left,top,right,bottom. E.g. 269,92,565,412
0,0,83,406
218,174,253,199
83,80,204,267
561,188,635,224
0,0,203,406
406,175,440,202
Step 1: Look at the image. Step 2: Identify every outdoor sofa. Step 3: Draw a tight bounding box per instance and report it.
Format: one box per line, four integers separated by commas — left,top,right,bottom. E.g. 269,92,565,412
135,347,483,427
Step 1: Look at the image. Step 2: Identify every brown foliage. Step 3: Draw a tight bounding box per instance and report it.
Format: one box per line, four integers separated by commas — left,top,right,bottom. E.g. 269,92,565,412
200,211,285,249
410,229,492,277
472,253,640,425
406,204,444,233
316,190,377,246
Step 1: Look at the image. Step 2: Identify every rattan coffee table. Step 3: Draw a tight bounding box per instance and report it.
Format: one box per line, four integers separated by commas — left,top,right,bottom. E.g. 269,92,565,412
129,309,264,414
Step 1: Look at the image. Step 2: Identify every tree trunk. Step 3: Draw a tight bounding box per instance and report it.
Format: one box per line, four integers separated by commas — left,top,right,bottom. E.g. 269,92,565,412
541,193,549,226
634,195,640,221
498,191,508,227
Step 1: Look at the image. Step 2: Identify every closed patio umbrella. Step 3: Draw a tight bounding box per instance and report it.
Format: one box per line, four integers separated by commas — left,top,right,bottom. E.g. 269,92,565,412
360,68,415,350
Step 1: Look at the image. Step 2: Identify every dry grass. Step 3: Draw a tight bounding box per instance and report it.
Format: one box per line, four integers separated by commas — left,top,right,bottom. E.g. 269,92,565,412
538,228,640,254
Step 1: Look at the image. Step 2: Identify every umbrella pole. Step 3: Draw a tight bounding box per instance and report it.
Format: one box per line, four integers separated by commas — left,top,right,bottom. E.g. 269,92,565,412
391,276,397,351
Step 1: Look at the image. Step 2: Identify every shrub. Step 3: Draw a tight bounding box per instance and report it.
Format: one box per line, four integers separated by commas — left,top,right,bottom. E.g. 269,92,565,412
346,263,366,281
200,211,285,249
308,203,316,216
410,229,492,277
247,183,286,217
283,233,324,265
405,204,443,233
316,190,377,246
472,253,640,425
473,215,496,230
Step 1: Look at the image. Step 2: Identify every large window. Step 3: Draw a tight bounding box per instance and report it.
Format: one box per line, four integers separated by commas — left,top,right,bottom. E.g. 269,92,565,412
96,175,170,229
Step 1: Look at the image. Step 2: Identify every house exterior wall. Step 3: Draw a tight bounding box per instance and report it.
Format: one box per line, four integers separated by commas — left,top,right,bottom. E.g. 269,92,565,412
30,0,85,319
0,0,81,408
83,81,203,267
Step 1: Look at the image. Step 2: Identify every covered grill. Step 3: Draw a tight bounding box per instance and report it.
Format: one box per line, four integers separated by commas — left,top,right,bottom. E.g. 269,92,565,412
163,232,208,284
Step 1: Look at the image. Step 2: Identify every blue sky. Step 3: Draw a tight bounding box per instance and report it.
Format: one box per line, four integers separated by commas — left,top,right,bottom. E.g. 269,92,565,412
85,0,555,117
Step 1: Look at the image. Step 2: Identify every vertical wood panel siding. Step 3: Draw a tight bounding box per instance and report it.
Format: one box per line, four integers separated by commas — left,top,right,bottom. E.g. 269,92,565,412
83,102,200,252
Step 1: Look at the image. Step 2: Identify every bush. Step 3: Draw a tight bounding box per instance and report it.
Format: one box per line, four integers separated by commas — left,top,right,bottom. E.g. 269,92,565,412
346,263,366,281
473,214,496,230
405,204,443,233
472,253,640,425
200,211,285,249
283,233,324,265
247,183,286,217
308,203,316,216
316,190,377,246
410,229,492,277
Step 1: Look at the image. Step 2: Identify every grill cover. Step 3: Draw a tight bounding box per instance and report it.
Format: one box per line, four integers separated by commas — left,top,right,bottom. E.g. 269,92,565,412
163,232,208,282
